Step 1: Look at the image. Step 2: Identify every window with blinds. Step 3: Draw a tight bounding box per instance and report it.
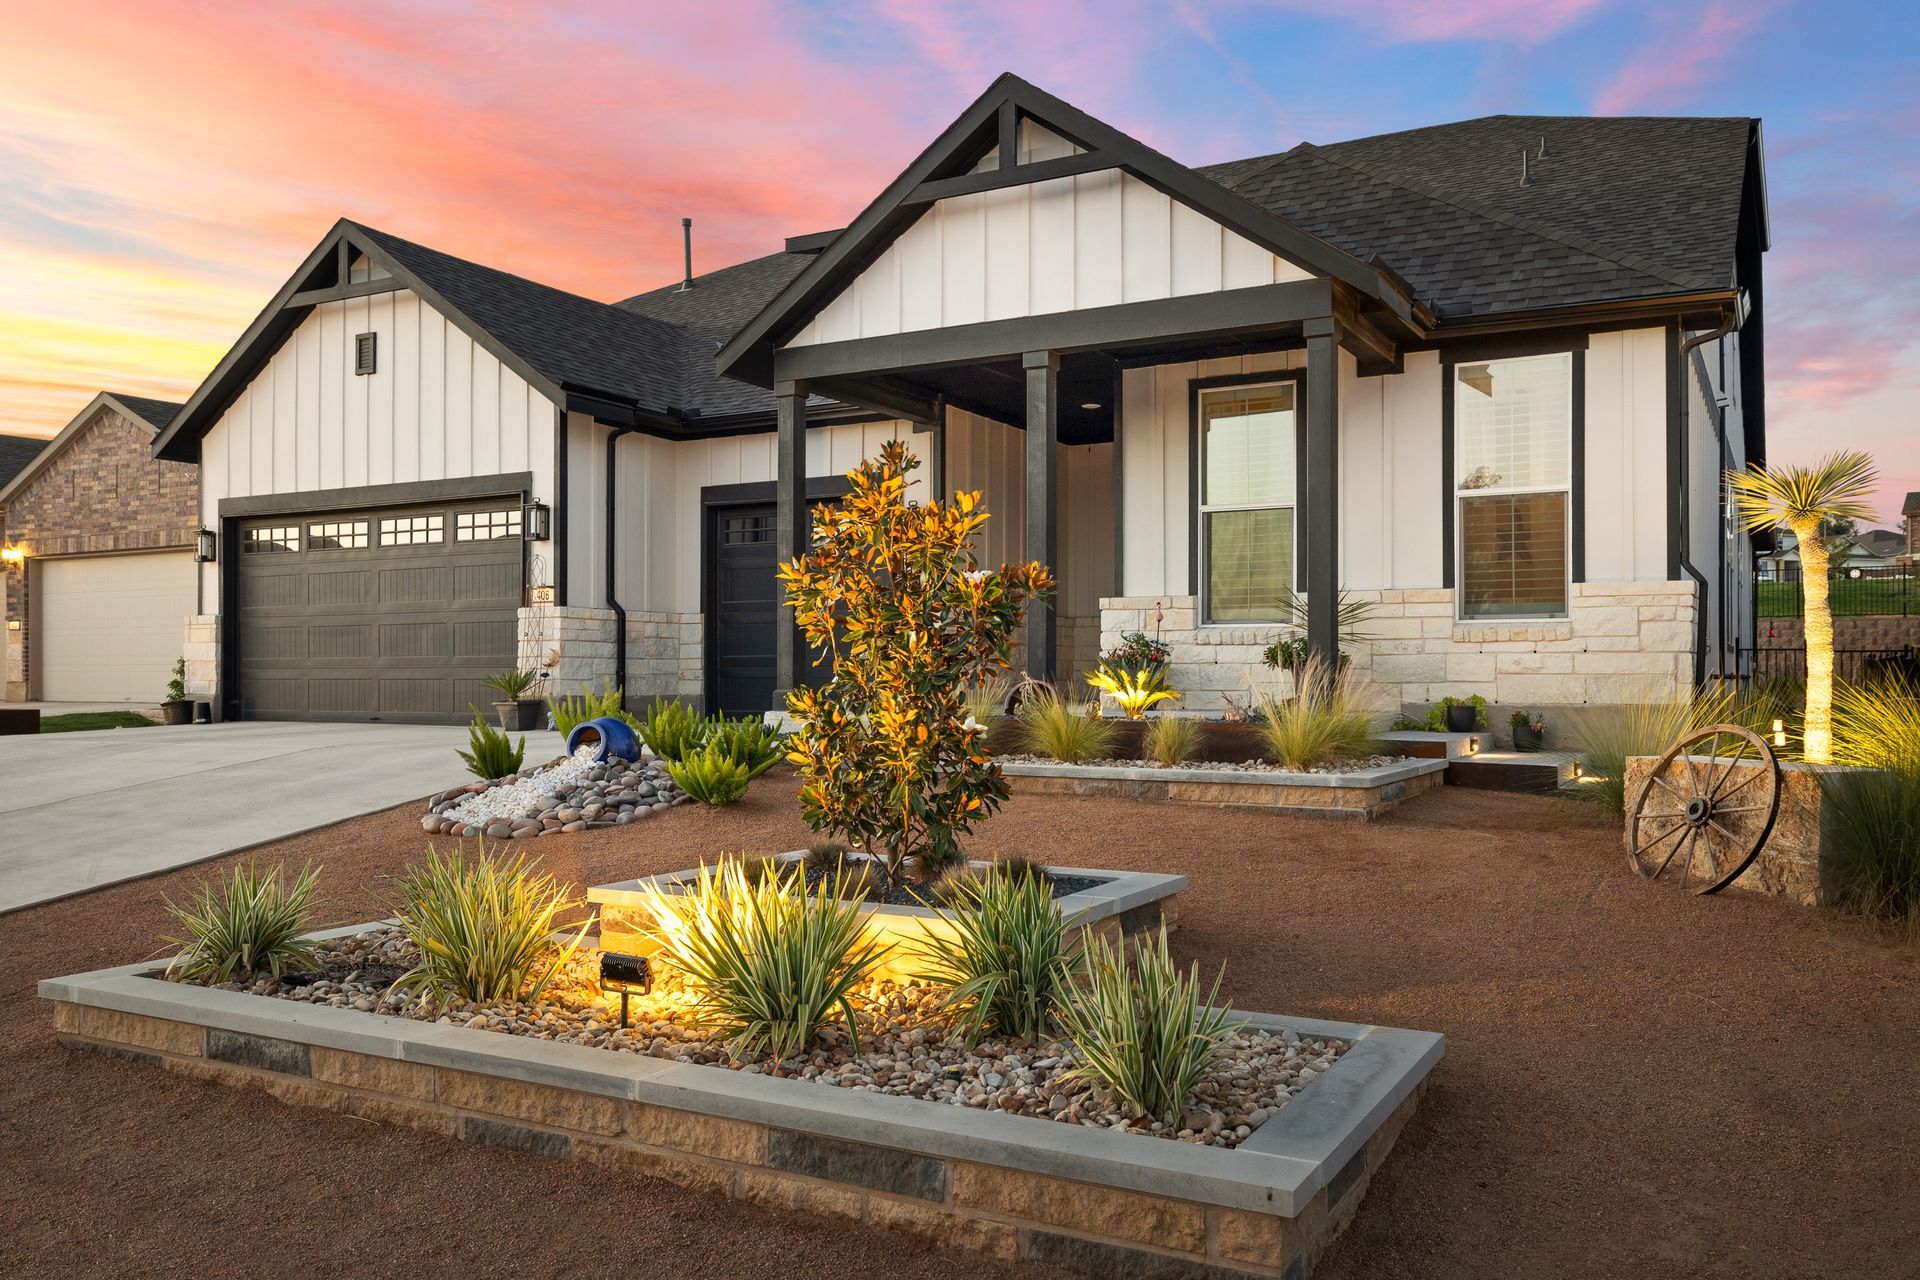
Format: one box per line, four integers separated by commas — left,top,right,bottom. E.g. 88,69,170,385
1454,353,1572,619
1199,382,1297,623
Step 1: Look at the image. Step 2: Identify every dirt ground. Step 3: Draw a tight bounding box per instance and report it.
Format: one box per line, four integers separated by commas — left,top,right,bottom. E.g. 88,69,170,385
2,775,1916,1280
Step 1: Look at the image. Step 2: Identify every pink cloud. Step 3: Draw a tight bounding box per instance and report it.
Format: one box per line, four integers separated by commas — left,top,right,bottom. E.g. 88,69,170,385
1255,0,1611,46
1592,1,1778,115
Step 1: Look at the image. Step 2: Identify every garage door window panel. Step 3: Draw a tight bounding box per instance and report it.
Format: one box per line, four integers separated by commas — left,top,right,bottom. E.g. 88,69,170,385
380,514,443,546
308,520,369,550
455,509,522,541
244,526,300,554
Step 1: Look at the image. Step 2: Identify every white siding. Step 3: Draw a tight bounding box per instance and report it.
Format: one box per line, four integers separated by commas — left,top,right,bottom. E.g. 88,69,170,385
196,289,559,610
1583,328,1672,584
785,172,1314,347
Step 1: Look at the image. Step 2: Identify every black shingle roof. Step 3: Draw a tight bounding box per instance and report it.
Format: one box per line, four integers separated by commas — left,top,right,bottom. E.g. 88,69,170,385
110,394,183,431
0,433,47,492
1200,114,1755,317
617,252,814,418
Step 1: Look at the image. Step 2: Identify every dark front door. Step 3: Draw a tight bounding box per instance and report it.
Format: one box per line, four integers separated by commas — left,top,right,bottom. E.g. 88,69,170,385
234,500,522,723
708,502,834,715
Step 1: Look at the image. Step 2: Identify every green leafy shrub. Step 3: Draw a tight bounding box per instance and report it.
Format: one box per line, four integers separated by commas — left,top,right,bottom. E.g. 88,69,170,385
390,846,590,1008
782,442,1051,889
162,862,320,984
1056,927,1240,1126
1423,693,1487,731
1257,658,1378,770
165,657,188,703
911,870,1074,1044
667,742,753,805
551,681,633,738
1016,688,1117,764
481,669,540,700
706,715,785,778
1559,685,1737,819
457,708,525,780
636,860,890,1062
1102,631,1170,669
1146,714,1199,766
639,697,710,763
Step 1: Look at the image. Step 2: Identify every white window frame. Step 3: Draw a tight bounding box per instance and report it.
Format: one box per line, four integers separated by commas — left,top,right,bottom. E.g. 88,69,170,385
1197,379,1299,626
1452,352,1574,623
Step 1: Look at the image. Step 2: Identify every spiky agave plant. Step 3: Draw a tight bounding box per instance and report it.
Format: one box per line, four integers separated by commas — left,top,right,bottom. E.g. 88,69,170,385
1086,661,1180,720
162,861,321,984
1726,451,1879,763
910,869,1075,1044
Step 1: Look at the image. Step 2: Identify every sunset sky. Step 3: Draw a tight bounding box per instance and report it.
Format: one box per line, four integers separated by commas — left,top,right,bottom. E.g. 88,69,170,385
1,0,1914,522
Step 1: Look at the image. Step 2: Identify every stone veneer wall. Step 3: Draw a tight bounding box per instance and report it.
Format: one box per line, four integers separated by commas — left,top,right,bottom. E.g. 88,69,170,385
624,610,703,704
1755,615,1920,653
518,605,706,711
47,1000,1425,1280
1623,756,1841,906
182,615,219,703
2,404,197,700
1101,581,1697,719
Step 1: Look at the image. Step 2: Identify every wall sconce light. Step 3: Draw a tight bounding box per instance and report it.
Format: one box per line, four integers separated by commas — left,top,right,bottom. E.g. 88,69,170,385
0,545,24,571
600,951,652,1027
1771,718,1786,749
194,527,217,563
522,500,552,542
1465,736,1480,754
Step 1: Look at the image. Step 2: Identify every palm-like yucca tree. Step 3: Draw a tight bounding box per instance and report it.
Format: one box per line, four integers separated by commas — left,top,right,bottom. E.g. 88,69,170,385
1726,451,1879,763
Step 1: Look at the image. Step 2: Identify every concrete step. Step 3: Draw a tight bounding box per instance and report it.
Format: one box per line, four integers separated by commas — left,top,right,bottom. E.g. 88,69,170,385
1378,730,1487,759
1443,750,1583,794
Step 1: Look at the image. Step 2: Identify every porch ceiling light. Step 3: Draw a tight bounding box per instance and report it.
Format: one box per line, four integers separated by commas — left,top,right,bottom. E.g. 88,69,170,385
1079,401,1102,410
194,528,217,563
523,500,552,542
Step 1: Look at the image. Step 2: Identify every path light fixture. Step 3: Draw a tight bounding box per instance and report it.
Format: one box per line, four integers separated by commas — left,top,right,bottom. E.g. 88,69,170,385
1772,718,1787,749
194,527,217,563
600,951,652,1028
1465,736,1480,754
522,500,552,542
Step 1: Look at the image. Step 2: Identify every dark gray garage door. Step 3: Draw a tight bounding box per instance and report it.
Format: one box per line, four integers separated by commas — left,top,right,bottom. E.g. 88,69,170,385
235,501,522,723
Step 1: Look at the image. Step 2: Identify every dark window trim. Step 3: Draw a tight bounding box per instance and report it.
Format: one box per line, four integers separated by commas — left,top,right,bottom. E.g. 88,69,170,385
216,472,532,519
1441,349,1585,612
698,476,854,715
1425,330,1589,365
1186,368,1309,623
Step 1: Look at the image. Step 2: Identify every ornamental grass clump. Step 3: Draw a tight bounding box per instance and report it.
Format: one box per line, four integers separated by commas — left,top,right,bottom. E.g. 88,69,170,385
1056,927,1241,1127
1559,683,1738,819
781,442,1052,889
911,869,1074,1045
636,859,891,1063
1146,714,1199,766
457,708,525,780
1822,677,1920,923
1256,656,1378,770
390,846,591,1009
1017,688,1117,764
162,861,320,984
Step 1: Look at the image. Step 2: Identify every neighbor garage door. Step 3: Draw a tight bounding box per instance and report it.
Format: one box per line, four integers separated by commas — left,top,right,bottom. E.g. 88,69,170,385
34,551,197,702
234,501,522,723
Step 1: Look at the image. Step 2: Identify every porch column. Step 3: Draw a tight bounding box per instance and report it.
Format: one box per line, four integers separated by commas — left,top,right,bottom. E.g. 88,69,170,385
772,379,808,707
1304,320,1340,669
1024,350,1059,682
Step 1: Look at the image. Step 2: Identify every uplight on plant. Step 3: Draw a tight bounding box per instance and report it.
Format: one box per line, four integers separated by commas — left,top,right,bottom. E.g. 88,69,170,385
1086,661,1179,720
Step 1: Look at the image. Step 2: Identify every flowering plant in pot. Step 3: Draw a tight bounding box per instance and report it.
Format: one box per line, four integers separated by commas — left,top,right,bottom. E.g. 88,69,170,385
161,658,192,725
481,669,547,732
1510,710,1547,752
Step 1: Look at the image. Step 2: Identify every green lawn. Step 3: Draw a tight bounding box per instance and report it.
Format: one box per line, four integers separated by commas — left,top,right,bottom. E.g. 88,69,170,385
1757,577,1919,619
40,710,157,733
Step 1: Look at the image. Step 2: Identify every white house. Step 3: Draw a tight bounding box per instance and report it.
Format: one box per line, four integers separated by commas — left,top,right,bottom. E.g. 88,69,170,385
138,74,1768,723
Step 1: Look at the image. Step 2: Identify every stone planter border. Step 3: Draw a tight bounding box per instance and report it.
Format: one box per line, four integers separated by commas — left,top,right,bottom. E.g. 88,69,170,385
1001,758,1448,821
41,930,1441,1279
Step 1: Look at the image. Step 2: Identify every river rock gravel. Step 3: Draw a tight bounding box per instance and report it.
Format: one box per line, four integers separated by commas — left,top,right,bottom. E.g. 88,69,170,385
219,926,1345,1149
425,748,688,838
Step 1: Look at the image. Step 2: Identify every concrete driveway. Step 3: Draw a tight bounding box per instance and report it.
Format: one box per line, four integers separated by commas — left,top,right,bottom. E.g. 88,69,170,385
0,721,566,914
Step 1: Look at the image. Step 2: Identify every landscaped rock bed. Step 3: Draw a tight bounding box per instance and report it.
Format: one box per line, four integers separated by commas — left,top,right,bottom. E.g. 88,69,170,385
424,746,688,839
999,751,1411,775
217,926,1347,1150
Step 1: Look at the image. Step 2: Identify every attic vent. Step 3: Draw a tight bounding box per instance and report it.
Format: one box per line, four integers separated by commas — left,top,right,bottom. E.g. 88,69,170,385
354,332,377,376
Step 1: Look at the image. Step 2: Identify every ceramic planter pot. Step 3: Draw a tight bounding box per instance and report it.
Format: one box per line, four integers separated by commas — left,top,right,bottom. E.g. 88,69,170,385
494,699,547,732
1443,703,1478,733
1512,723,1544,752
161,700,192,726
567,715,641,762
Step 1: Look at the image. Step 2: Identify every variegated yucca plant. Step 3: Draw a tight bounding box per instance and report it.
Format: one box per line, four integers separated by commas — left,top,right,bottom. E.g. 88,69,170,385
910,867,1076,1044
389,845,591,1008
162,861,321,984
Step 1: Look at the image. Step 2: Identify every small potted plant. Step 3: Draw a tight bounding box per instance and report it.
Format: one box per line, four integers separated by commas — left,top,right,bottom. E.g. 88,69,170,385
1511,710,1547,752
482,669,547,732
161,658,192,725
1427,694,1486,734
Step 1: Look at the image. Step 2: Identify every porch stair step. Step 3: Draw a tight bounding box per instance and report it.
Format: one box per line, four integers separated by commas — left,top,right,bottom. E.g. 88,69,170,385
1378,730,1486,759
1442,750,1583,794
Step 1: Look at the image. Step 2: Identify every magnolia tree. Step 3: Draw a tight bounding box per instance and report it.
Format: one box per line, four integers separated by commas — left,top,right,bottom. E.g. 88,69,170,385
780,442,1053,887
1727,450,1879,764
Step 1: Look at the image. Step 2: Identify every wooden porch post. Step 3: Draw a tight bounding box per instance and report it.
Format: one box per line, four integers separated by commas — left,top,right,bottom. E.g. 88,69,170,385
773,380,808,707
1304,320,1341,669
1024,350,1059,682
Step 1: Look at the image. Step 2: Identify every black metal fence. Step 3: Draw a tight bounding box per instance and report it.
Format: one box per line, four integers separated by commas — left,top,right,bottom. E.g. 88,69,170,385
1739,646,1920,686
1756,565,1917,618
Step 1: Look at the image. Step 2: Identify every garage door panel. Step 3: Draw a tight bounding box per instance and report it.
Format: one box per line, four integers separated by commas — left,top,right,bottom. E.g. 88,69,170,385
236,499,520,724
35,552,196,703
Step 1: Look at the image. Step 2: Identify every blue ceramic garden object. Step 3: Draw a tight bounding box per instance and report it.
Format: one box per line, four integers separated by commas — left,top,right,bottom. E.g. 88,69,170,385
566,715,641,763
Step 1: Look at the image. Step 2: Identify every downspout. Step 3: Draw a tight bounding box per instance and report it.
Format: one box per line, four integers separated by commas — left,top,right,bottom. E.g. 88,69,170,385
1677,305,1742,684
606,425,629,700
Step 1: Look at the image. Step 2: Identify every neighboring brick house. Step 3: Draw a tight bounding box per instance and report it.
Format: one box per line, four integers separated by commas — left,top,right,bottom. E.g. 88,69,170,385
0,393,194,702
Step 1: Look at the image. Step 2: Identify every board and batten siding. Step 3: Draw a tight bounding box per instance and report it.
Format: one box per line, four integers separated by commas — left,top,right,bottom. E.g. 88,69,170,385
783,135,1312,347
196,289,559,610
1117,327,1676,601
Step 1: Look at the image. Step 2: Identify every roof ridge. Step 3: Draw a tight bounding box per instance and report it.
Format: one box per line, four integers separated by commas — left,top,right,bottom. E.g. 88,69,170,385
1297,143,1708,291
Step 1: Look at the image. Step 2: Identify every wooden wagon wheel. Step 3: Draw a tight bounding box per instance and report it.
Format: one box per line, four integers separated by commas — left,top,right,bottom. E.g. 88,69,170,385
1627,723,1782,895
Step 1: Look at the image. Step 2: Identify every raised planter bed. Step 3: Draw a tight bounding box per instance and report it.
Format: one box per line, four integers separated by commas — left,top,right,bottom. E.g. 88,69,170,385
1002,758,1448,821
985,717,1270,764
591,857,1186,970
41,934,1442,1279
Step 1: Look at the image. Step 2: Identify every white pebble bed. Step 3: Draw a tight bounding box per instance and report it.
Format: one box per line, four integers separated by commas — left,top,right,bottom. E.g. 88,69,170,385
441,745,607,825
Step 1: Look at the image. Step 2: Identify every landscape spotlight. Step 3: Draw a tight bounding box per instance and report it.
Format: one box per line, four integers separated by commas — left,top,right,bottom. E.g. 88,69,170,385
600,951,652,1028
